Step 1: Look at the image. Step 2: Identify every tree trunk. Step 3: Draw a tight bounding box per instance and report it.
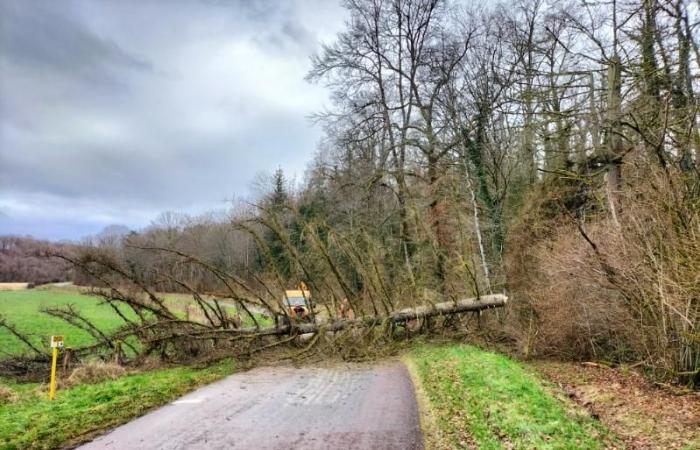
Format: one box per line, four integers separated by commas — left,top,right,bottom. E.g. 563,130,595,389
233,294,508,336
605,56,623,227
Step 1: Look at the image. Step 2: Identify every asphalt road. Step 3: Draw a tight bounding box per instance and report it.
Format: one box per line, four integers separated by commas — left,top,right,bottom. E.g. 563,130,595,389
77,362,423,450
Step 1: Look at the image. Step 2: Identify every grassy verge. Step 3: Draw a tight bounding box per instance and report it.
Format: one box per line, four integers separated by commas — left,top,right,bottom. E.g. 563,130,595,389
408,345,618,449
0,359,236,450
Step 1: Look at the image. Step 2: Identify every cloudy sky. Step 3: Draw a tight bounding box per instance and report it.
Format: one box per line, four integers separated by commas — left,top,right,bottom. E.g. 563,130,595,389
0,0,346,241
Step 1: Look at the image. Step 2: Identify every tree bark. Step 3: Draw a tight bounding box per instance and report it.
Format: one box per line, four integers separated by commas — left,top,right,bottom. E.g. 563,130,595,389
234,294,508,336
605,56,623,227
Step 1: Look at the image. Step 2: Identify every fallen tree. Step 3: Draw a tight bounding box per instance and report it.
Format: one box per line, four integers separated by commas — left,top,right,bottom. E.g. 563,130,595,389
0,293,507,380
233,294,508,336
0,237,513,381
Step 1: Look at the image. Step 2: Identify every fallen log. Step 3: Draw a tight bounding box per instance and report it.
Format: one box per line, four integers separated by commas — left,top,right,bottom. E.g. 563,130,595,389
392,294,507,322
231,293,508,336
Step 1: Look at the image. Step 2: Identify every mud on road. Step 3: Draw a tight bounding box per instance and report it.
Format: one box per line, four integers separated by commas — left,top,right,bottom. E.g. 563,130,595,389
77,361,423,450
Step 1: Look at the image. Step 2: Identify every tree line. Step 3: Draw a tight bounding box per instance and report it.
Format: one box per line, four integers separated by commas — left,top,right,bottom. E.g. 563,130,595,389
0,236,71,286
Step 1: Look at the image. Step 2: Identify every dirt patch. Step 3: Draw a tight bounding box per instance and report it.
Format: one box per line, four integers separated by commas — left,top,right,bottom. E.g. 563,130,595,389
0,283,29,291
532,361,700,449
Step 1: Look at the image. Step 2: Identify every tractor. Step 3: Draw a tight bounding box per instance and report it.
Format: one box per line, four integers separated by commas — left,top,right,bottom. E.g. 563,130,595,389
283,283,314,323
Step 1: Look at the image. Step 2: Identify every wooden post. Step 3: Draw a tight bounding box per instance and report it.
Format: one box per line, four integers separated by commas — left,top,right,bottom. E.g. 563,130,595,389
114,341,123,365
62,347,73,375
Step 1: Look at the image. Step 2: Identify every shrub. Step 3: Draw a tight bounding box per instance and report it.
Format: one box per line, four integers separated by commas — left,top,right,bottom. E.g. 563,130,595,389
67,361,127,386
506,158,700,386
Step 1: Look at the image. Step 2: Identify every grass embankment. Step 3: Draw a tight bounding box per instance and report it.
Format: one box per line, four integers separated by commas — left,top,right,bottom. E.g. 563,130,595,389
0,358,236,450
408,345,618,449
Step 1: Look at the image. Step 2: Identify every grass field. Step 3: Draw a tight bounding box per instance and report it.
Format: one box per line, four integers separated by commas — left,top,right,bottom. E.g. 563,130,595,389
0,287,272,356
0,358,236,450
408,345,619,449
161,292,273,328
0,288,135,355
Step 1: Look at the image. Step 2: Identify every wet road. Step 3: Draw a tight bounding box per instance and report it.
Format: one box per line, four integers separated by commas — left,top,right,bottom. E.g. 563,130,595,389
77,362,423,450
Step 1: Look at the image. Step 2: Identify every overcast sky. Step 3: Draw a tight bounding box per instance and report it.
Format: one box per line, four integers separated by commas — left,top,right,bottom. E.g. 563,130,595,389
0,0,346,241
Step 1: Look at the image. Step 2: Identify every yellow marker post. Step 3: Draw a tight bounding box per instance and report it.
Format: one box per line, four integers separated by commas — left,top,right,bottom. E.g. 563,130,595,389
49,335,64,400
49,347,58,400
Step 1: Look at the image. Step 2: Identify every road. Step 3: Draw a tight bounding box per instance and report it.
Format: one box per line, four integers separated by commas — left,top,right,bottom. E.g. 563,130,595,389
77,362,423,450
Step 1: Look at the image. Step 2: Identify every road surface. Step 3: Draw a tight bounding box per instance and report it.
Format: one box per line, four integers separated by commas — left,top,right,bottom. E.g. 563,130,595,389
78,362,423,450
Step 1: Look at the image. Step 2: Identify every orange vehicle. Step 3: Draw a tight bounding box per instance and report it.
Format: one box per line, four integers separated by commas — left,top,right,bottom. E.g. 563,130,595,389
283,284,313,323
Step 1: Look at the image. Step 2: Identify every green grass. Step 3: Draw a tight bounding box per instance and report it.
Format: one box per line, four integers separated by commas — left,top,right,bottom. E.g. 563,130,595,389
0,359,236,450
0,288,135,355
0,288,273,356
161,292,274,328
409,345,618,449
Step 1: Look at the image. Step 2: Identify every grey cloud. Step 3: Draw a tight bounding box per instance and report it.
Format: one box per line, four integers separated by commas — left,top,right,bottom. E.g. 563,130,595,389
282,20,314,44
0,0,345,241
1,1,151,82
